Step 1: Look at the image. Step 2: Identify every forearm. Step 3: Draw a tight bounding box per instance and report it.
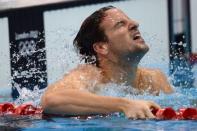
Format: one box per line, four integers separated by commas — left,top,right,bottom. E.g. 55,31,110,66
41,89,128,115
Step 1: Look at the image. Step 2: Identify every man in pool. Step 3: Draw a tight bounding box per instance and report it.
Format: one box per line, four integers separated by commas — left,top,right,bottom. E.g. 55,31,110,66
41,6,173,119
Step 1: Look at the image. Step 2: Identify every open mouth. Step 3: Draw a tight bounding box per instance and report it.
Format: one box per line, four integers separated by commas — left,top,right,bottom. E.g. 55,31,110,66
133,34,141,40
132,32,145,44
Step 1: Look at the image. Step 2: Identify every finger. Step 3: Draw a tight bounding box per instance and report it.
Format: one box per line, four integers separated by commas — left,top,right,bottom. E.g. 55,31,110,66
145,109,155,119
136,112,146,119
125,112,136,119
128,114,136,120
148,101,161,110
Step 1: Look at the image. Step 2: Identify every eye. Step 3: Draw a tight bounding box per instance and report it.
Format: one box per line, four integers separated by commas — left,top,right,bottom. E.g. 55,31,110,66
115,21,126,28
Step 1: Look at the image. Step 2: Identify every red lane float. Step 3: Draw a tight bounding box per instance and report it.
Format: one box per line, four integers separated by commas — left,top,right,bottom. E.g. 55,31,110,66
0,102,43,115
15,104,43,115
1,103,197,120
189,53,197,65
153,107,177,120
152,107,197,120
0,103,15,114
178,108,197,120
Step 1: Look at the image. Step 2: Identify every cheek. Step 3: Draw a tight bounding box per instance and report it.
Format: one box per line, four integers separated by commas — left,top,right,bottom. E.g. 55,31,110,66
106,30,133,50
109,37,133,53
110,33,131,46
108,28,128,40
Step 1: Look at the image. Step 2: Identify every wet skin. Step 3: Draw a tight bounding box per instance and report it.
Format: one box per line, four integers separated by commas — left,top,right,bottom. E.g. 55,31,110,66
41,8,173,119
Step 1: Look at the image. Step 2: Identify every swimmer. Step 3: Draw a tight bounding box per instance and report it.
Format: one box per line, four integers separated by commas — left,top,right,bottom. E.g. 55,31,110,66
41,6,173,119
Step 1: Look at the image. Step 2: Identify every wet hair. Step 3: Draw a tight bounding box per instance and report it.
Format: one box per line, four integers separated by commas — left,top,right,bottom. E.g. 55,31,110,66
73,5,116,65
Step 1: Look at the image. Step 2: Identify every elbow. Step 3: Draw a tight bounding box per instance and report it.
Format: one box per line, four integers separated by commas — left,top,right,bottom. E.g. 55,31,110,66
41,92,55,113
40,89,73,115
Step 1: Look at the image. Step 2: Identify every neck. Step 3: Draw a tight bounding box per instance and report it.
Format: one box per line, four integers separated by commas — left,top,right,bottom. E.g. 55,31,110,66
98,56,139,86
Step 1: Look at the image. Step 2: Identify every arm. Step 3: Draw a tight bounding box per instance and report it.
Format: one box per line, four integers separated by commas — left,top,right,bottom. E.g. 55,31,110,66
42,88,125,115
41,87,159,119
41,66,160,119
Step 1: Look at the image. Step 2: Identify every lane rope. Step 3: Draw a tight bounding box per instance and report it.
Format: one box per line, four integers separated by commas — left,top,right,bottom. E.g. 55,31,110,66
1,102,197,120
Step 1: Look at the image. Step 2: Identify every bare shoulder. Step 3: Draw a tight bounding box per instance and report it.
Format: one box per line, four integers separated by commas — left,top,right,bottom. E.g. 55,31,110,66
138,67,163,75
139,67,169,82
71,64,101,74
138,67,170,80
51,64,102,91
64,64,102,80
45,64,102,94
138,67,174,94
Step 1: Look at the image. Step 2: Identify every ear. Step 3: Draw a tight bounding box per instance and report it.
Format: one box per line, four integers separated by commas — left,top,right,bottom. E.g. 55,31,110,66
93,42,109,55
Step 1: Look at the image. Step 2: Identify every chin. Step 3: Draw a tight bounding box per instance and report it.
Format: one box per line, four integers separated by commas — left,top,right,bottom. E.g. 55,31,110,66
136,43,149,53
140,42,149,52
143,45,149,53
135,45,149,61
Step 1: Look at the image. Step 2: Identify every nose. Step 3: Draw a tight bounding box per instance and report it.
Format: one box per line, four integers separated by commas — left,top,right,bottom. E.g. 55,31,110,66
128,20,139,31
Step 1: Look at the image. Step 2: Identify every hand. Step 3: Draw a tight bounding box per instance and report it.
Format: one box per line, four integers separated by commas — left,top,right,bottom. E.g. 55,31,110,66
122,99,160,119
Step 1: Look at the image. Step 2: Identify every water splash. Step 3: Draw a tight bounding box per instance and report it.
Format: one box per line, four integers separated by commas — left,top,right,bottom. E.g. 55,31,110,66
13,86,45,107
8,29,197,110
95,82,197,110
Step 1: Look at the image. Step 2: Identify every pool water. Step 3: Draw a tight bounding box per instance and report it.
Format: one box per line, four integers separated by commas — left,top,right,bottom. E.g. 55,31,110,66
1,82,197,131
0,114,197,131
0,58,197,131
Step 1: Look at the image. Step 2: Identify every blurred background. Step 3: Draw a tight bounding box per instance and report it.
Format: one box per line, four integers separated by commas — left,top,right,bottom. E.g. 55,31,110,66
0,0,196,99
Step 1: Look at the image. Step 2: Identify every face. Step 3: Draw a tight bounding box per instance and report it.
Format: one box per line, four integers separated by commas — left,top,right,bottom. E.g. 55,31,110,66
99,8,149,63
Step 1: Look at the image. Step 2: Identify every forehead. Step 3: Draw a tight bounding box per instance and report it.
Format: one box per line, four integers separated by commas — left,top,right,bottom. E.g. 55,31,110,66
100,8,129,28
